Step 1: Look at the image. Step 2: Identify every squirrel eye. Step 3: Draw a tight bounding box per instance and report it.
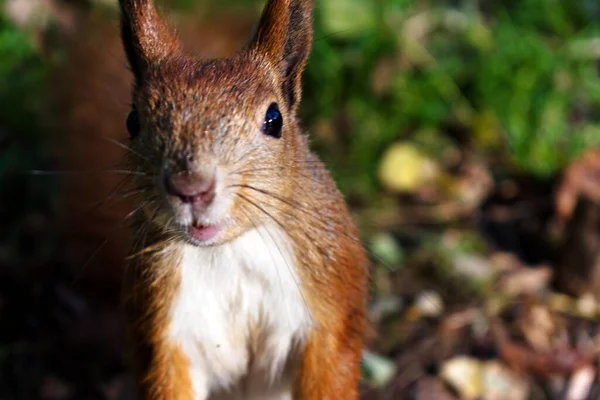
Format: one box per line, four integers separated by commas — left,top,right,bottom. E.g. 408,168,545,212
126,106,141,139
262,103,283,139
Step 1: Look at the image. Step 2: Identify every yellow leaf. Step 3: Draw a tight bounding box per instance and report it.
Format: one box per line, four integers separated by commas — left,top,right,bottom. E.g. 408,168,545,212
378,143,439,193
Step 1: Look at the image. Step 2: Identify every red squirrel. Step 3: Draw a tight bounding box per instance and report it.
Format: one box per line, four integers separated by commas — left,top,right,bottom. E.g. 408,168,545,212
117,0,369,398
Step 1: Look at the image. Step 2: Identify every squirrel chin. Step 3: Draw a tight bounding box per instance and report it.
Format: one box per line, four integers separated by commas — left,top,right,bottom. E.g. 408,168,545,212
187,222,223,244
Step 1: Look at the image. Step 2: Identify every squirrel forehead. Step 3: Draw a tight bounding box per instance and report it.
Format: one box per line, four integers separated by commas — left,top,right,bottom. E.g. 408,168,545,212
139,56,278,113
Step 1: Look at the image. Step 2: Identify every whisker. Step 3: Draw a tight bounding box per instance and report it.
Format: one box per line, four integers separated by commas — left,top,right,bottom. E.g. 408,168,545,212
231,184,400,275
229,167,323,183
71,198,154,286
229,159,326,177
237,185,443,314
29,169,147,176
82,187,145,215
98,135,148,161
127,206,173,261
236,205,296,332
227,145,267,175
234,193,315,324
230,184,331,227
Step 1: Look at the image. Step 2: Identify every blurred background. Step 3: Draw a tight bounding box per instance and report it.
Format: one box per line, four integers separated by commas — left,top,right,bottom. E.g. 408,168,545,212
2,0,600,398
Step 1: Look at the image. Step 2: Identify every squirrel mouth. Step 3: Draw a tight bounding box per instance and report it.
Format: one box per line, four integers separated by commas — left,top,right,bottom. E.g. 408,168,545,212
188,223,222,243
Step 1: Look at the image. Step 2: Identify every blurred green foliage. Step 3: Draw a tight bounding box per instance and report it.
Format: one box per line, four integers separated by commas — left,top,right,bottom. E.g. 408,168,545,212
0,10,49,176
302,0,600,199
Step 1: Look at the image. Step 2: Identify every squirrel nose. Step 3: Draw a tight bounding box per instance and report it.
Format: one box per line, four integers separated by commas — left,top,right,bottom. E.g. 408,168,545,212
165,170,216,205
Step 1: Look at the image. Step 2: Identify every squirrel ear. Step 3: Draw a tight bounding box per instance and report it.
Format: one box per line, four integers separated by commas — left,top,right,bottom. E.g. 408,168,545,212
118,0,181,85
248,0,313,111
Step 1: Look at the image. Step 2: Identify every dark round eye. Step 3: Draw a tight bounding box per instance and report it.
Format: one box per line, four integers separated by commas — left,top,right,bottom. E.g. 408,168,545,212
126,106,141,139
262,103,283,139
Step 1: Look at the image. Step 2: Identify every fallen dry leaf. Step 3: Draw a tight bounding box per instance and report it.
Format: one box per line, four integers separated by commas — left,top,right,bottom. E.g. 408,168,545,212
497,266,553,297
565,366,596,400
575,293,598,319
414,377,458,400
519,303,555,352
482,360,529,400
555,148,600,223
492,322,595,378
440,356,483,400
414,290,444,317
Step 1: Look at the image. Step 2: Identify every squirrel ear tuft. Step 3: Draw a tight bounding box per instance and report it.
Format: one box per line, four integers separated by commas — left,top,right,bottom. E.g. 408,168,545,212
118,0,181,85
248,0,313,112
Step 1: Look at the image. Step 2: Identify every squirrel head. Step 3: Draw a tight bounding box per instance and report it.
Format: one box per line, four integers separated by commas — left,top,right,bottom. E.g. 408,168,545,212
119,0,314,246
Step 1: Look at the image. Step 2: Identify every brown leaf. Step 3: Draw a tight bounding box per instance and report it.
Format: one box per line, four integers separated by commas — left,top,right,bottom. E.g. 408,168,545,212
497,267,553,297
556,148,600,223
492,321,595,378
414,377,458,400
518,303,555,352
566,366,596,400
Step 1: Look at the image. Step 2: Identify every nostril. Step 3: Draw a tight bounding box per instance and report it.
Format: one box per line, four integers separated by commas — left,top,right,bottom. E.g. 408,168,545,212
165,171,216,204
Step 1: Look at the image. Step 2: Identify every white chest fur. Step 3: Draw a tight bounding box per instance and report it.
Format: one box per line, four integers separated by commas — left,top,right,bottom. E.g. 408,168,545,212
168,224,313,400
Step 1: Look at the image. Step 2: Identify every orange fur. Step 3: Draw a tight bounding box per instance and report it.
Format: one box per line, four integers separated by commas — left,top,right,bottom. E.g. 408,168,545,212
60,0,373,397
123,234,195,399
